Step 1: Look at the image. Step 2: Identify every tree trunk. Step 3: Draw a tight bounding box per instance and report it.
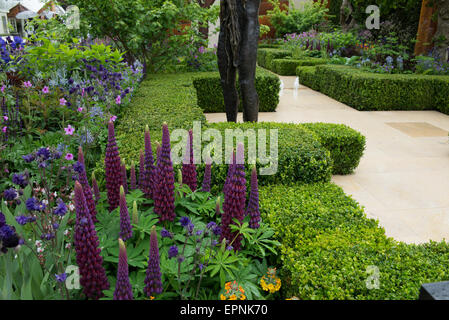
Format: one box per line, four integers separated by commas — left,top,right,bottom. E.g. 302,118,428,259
414,0,438,56
434,0,449,61
198,0,216,40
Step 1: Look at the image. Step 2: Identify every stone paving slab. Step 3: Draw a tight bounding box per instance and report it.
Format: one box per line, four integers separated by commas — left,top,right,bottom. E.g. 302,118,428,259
205,75,449,244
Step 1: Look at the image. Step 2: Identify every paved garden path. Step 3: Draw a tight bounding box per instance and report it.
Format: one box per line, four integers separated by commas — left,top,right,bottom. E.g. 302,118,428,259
205,76,449,244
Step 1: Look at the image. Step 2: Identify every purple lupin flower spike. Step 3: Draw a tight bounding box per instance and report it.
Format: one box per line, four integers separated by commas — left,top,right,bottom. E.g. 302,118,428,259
130,161,137,190
143,126,156,199
138,150,145,191
73,181,109,299
223,150,236,196
113,238,133,300
182,129,197,192
77,147,98,223
121,160,128,194
91,172,100,204
104,121,122,211
201,157,212,193
144,225,163,297
119,186,133,241
153,124,175,222
220,143,246,251
246,167,260,229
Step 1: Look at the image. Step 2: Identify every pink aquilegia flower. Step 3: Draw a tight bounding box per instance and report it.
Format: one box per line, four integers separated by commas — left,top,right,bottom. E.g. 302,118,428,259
3,116,8,121
64,125,75,135
59,98,67,106
65,153,74,161
1,85,5,93
77,107,83,112
2,126,7,133
81,88,85,97
115,95,121,105
42,86,49,94
23,81,32,88
110,115,117,122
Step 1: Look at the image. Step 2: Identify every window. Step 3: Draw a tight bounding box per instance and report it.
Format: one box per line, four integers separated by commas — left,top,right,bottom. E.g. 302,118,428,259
1,15,7,34
8,18,17,33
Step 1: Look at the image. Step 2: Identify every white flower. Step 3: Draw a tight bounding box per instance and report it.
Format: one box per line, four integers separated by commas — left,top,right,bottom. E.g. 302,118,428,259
37,247,44,253
68,203,75,211
65,243,71,249
42,199,48,205
64,229,70,236
35,240,42,247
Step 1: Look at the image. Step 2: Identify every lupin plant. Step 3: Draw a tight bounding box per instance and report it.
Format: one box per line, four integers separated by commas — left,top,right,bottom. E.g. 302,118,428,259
91,172,101,204
119,186,133,241
144,225,163,297
182,129,197,192
143,125,156,199
104,121,122,211
113,238,133,300
246,166,261,229
200,157,212,193
153,123,175,222
75,146,98,223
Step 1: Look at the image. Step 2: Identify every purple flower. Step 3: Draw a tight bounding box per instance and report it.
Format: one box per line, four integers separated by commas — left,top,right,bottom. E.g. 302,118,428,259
168,245,178,259
36,147,51,160
73,181,109,299
196,230,203,236
142,126,155,199
73,161,84,173
59,98,67,106
91,172,101,204
53,199,67,216
12,173,27,188
0,224,20,252
15,215,29,225
220,143,246,251
161,228,173,239
113,239,133,300
26,197,38,211
55,273,67,283
42,86,49,94
3,188,17,201
119,186,133,241
76,147,97,223
144,226,163,297
153,123,175,222
64,125,75,135
182,129,197,192
65,153,73,161
115,95,121,105
179,216,191,227
104,121,122,211
22,154,35,163
201,158,212,192
246,167,261,229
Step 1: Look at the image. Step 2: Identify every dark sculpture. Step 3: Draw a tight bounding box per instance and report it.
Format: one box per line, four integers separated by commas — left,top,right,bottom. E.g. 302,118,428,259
217,0,261,122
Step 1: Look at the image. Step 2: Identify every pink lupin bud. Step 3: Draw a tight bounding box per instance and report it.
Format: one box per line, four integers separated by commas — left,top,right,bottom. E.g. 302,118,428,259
73,181,109,299
119,186,133,241
113,238,133,300
130,161,137,190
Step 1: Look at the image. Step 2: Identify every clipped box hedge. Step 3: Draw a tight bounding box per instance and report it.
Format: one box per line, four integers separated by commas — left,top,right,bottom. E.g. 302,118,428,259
302,123,366,174
260,182,449,300
257,48,291,70
192,67,281,113
273,58,327,76
297,65,449,114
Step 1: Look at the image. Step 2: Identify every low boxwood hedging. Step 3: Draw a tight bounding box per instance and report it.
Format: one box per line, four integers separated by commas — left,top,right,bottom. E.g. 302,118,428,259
260,182,449,300
297,65,449,114
273,58,327,76
257,48,291,70
192,67,280,113
302,123,366,175
202,122,332,191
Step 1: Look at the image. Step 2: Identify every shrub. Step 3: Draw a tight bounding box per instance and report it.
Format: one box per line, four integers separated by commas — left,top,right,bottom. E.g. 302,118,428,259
302,123,366,175
192,67,281,113
202,122,333,192
273,58,327,75
257,48,291,69
297,65,449,113
260,182,449,300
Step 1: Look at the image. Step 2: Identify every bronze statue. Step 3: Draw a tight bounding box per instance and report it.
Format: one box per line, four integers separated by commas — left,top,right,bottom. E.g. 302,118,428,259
217,0,261,122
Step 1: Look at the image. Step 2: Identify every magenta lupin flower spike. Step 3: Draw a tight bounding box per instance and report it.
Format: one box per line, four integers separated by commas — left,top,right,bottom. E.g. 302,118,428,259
77,147,98,223
119,186,133,241
182,129,197,192
104,121,122,211
246,166,260,229
74,181,109,299
153,124,175,222
201,157,212,193
113,238,133,300
144,226,163,297
143,126,156,199
220,143,246,251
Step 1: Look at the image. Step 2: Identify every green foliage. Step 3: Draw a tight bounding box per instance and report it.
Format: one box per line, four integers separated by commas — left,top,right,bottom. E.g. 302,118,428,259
302,123,366,175
296,64,449,113
273,58,327,75
265,0,331,37
260,182,449,300
257,48,292,70
71,0,219,73
192,68,281,113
